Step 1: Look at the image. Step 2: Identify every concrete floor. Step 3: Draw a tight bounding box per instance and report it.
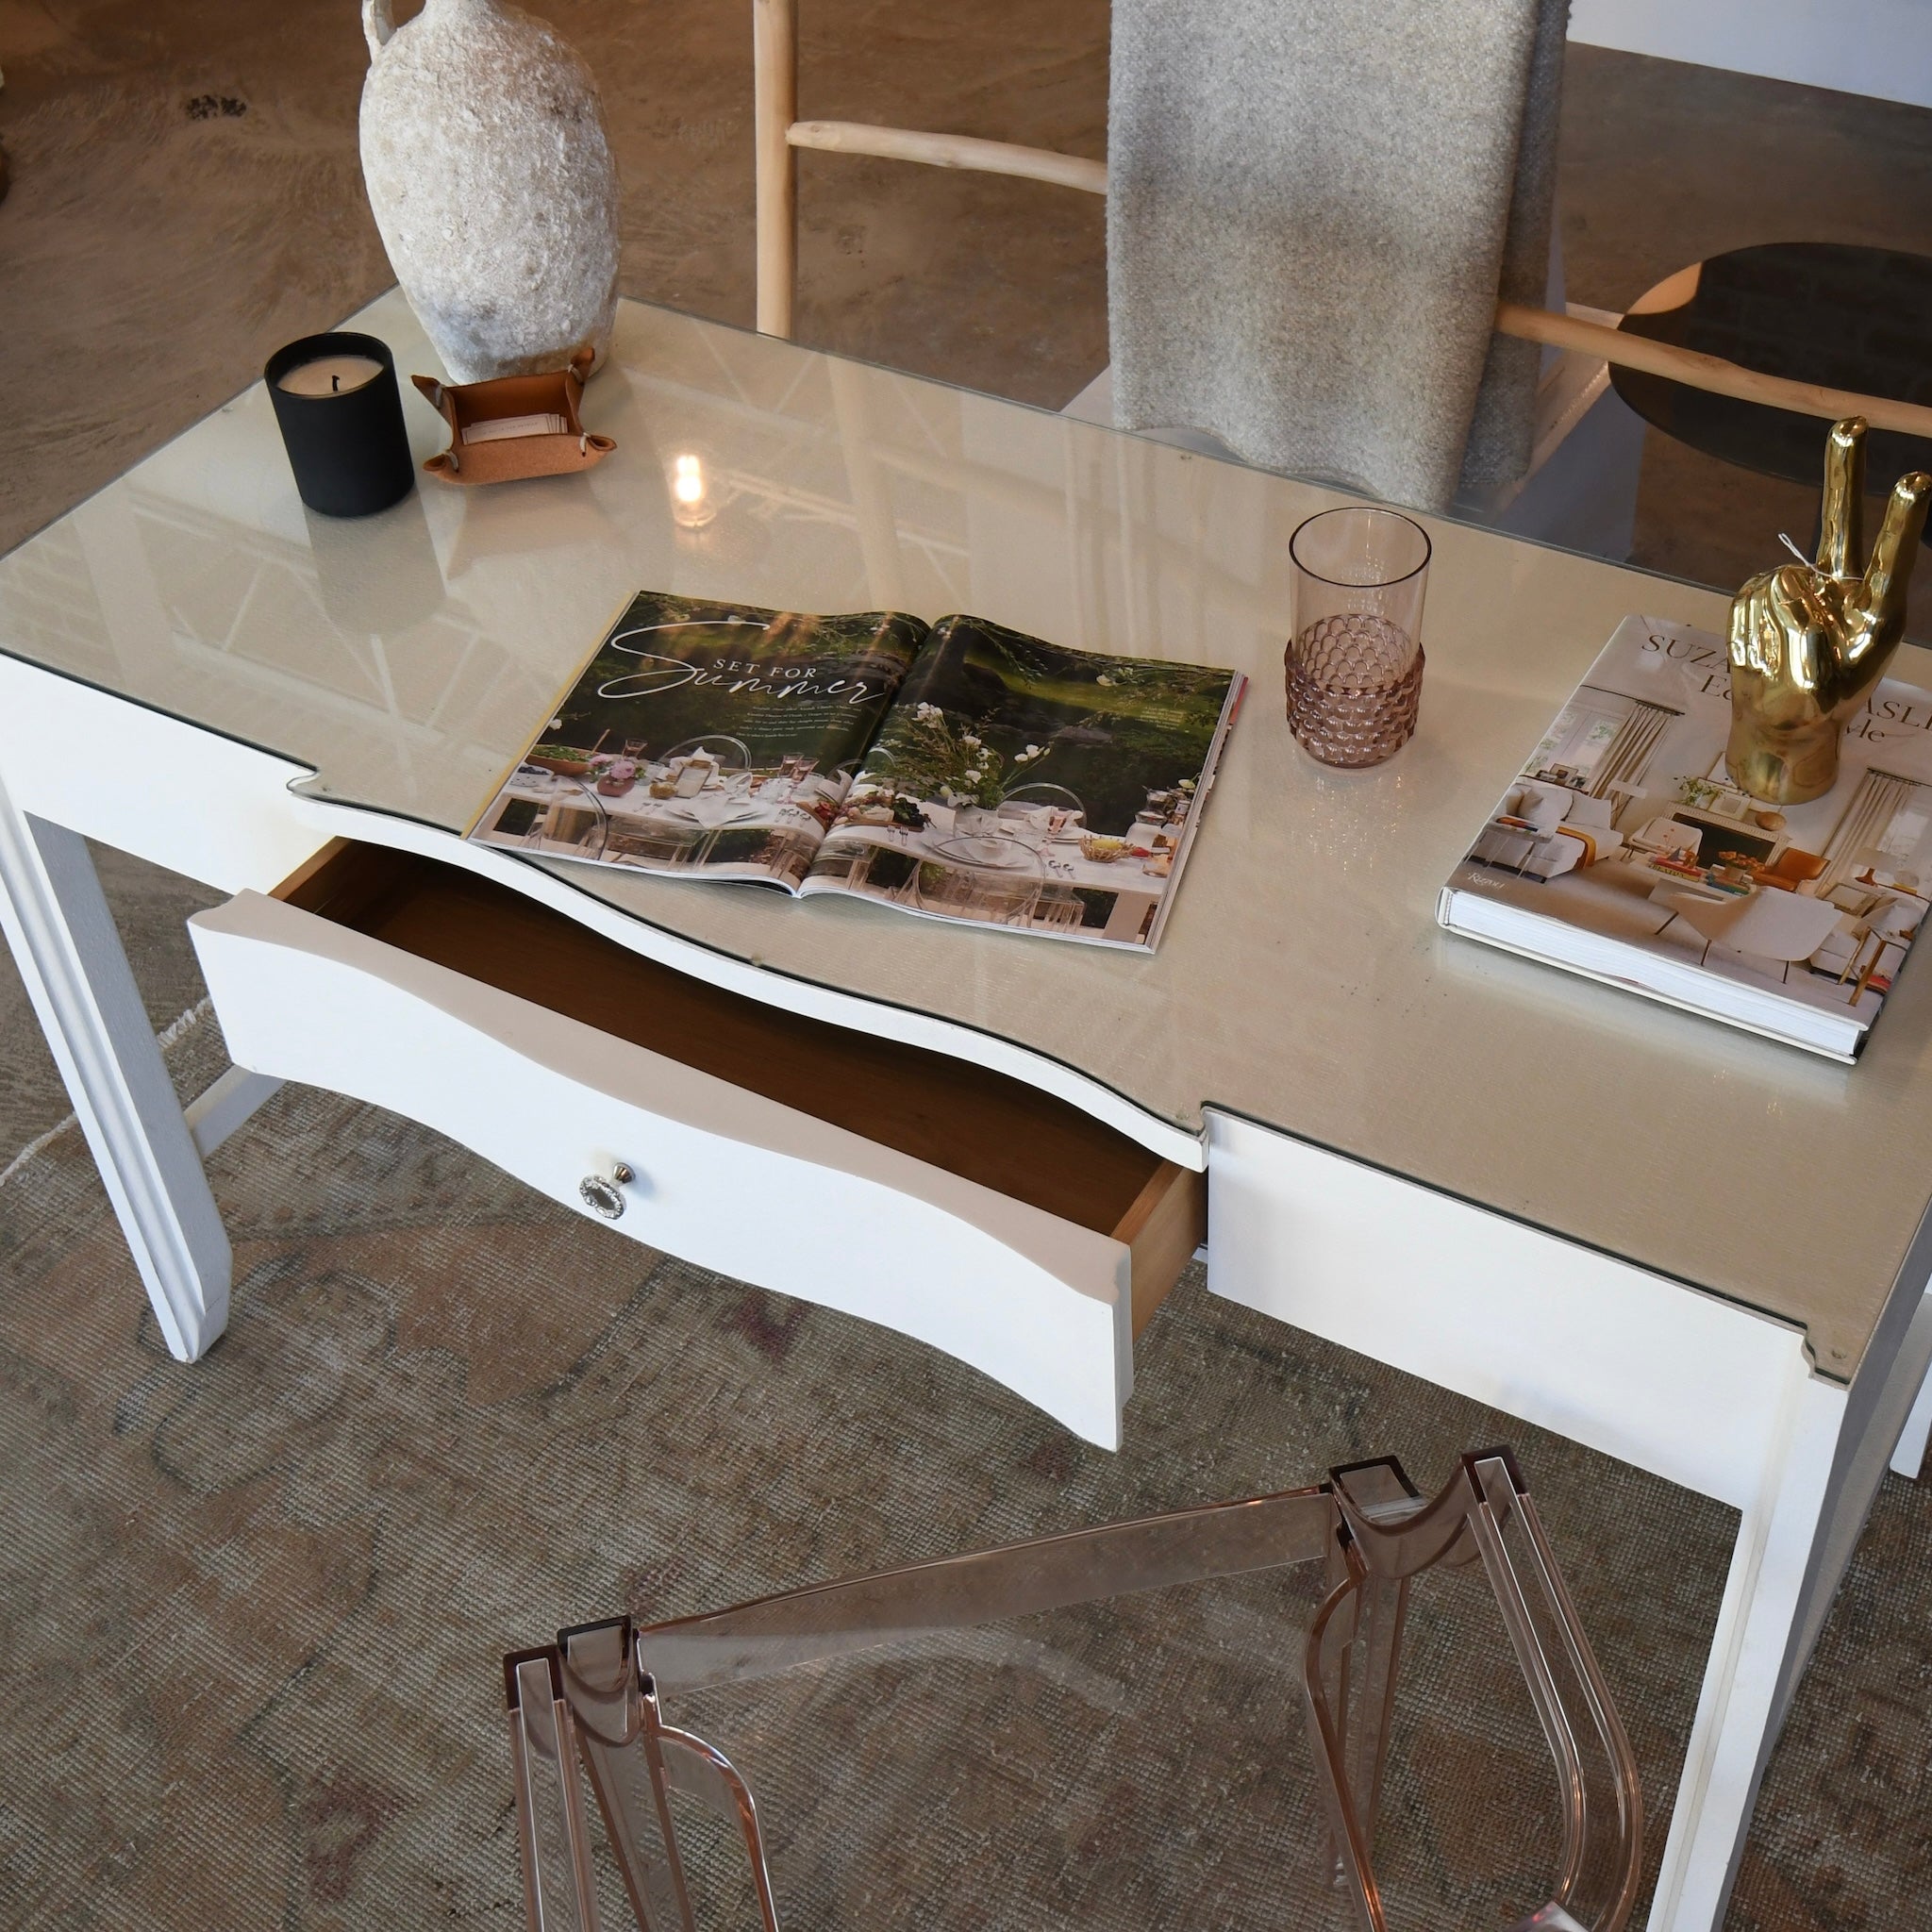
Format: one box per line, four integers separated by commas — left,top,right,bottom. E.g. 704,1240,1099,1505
3,9,1932,1928
5,8,1932,591
1550,54,1932,629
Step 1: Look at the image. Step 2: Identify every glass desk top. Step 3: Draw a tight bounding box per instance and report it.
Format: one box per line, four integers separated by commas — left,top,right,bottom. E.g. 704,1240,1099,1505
4,288,1928,1378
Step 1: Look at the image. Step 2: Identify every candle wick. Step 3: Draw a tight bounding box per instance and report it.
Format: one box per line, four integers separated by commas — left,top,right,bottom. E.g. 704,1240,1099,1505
332,374,341,392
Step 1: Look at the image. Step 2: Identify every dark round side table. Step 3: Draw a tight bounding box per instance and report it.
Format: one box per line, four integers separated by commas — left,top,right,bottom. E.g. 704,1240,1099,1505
1613,242,1932,541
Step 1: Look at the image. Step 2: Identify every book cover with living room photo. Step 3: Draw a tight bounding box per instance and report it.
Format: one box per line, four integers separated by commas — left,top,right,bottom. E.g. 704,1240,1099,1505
1438,615,1932,1059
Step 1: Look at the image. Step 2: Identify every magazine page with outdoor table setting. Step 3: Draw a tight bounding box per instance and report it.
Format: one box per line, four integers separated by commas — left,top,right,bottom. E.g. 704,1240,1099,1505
467,591,923,886
812,613,1241,949
468,592,1244,951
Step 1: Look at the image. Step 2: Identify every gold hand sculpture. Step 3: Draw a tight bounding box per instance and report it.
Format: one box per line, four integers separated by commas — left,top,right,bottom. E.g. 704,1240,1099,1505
1726,417,1932,804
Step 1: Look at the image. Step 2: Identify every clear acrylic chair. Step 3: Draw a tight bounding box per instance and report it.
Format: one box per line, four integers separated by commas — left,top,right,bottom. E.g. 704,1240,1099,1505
504,1448,1640,1932
659,736,754,773
1306,1451,1641,1932
997,781,1088,834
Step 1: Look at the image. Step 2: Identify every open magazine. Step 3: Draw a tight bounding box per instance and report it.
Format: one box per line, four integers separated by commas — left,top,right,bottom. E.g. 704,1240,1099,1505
1439,614,1932,1059
468,591,1246,952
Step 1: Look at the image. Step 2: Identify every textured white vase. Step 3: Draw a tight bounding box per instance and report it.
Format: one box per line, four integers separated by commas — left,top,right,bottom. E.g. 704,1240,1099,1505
358,0,621,383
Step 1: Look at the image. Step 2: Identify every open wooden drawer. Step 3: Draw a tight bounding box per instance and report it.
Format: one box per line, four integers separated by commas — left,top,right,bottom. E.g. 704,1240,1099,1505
188,840,1205,1447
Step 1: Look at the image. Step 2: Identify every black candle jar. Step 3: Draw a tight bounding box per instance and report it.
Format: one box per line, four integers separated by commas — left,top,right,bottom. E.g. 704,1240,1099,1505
264,331,416,518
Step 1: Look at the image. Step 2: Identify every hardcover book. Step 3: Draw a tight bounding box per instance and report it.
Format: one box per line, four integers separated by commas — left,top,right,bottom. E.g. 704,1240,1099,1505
468,591,1245,952
1438,614,1932,1060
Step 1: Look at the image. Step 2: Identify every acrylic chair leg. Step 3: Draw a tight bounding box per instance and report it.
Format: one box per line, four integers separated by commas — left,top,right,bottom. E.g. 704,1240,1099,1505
654,1722,783,1932
1314,1533,1357,1892
0,775,229,1358
1304,1564,1400,1932
1319,1459,1420,1900
560,1620,699,1931
506,1651,603,1932
1343,1572,1407,1857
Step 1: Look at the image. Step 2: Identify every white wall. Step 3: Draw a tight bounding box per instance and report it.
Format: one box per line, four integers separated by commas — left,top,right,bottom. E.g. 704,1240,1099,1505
1570,0,1932,112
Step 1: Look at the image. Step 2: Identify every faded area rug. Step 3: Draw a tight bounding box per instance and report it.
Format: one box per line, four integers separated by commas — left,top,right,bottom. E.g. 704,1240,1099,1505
1,1008,1749,1929
4,1008,1922,1930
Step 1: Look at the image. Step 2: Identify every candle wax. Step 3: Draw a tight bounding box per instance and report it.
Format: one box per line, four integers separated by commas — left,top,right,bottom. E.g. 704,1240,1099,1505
276,354,386,398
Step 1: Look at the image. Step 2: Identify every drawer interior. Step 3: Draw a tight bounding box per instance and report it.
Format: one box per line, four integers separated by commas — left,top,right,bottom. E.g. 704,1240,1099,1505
273,841,1204,1331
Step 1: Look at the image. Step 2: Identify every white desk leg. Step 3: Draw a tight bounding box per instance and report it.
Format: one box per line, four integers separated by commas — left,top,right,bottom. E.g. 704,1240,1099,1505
1890,1295,1932,1478
1645,1364,1840,1930
1650,1237,1932,1929
0,773,230,1359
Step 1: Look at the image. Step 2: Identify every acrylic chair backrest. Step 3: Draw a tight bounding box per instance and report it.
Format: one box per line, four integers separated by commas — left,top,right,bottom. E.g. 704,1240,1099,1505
1305,1450,1643,1932
504,1450,1641,1932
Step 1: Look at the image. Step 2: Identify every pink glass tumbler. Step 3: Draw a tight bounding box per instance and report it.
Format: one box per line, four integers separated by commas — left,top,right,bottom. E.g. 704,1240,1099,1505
1286,507,1431,768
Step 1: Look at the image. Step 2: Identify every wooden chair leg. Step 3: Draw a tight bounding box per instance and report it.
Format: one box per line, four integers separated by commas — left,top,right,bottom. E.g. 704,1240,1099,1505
752,0,798,338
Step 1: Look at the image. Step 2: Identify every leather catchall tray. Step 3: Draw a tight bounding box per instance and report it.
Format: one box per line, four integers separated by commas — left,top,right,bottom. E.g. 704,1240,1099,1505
412,348,615,485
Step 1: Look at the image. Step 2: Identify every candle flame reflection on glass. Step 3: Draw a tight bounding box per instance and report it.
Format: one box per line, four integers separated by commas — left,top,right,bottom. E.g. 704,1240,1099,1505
670,452,717,530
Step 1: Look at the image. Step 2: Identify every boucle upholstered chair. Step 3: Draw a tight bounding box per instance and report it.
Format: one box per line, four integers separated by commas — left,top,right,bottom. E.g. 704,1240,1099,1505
746,0,1924,550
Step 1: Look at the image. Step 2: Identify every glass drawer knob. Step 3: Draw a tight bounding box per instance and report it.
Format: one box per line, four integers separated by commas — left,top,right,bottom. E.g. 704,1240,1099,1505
578,1164,633,1220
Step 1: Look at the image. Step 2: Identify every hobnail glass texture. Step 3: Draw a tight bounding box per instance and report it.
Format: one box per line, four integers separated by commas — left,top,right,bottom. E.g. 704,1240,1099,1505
1286,615,1424,768
1287,505,1430,770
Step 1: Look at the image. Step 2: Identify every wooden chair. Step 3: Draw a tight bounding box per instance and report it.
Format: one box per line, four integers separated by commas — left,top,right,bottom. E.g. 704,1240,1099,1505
750,0,1932,452
1033,884,1086,932
750,0,1103,342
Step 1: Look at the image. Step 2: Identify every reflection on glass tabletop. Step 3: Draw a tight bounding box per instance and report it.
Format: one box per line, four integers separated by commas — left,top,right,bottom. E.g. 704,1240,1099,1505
1614,242,1932,511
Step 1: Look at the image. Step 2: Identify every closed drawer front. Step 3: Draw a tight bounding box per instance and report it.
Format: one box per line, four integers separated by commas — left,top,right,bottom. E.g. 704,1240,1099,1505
189,841,1204,1447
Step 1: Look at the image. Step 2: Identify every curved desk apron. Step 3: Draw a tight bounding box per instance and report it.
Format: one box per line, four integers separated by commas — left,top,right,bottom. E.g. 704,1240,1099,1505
6,291,1932,1932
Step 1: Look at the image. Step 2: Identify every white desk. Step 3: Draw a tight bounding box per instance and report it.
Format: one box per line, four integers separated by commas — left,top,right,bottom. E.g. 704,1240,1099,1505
4,290,1931,1932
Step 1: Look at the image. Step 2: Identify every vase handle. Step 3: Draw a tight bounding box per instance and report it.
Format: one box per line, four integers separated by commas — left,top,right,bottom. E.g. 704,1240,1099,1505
362,0,396,58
